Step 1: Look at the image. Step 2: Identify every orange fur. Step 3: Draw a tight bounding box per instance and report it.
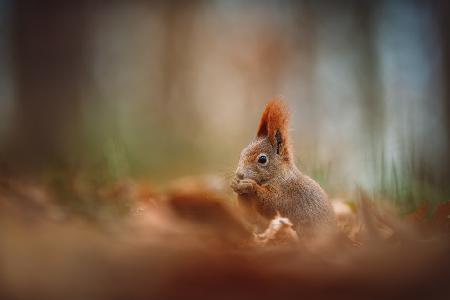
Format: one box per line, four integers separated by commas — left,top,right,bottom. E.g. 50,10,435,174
256,99,290,156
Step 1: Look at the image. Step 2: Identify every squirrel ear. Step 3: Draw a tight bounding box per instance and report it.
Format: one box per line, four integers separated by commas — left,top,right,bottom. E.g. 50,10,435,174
256,99,290,158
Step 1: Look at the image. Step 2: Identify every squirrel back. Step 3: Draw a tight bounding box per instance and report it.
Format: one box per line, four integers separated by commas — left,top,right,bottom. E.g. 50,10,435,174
231,99,335,235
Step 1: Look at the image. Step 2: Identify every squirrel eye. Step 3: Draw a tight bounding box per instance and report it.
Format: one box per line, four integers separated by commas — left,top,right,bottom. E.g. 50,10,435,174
257,154,268,165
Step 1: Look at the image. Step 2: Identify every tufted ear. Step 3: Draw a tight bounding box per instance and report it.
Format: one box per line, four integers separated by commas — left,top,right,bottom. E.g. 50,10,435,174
256,99,291,159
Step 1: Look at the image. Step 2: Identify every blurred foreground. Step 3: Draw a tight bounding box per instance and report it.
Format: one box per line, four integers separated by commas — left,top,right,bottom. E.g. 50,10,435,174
0,173,448,300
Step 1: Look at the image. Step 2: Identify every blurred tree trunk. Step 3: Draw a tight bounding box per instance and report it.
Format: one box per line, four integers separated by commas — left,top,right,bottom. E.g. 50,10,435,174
352,1,386,189
6,1,88,169
159,1,199,133
354,1,383,145
434,0,450,188
292,1,320,157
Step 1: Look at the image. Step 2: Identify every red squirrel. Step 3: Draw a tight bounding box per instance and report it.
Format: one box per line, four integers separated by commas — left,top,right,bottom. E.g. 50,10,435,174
231,99,336,236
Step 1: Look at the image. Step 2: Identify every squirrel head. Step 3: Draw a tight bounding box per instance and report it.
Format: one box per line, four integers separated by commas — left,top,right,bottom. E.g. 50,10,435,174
235,99,293,184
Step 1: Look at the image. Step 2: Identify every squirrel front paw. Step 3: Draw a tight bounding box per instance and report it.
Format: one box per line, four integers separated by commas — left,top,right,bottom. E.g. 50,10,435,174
231,178,258,195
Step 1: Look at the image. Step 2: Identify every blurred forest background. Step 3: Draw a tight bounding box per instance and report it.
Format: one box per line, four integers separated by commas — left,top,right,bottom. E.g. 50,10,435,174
0,0,449,211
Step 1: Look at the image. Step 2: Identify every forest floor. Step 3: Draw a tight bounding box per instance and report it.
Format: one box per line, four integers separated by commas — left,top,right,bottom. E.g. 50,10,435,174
0,173,449,300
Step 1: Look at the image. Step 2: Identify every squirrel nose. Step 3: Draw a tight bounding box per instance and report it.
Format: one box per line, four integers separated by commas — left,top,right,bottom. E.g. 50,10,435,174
236,171,244,180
